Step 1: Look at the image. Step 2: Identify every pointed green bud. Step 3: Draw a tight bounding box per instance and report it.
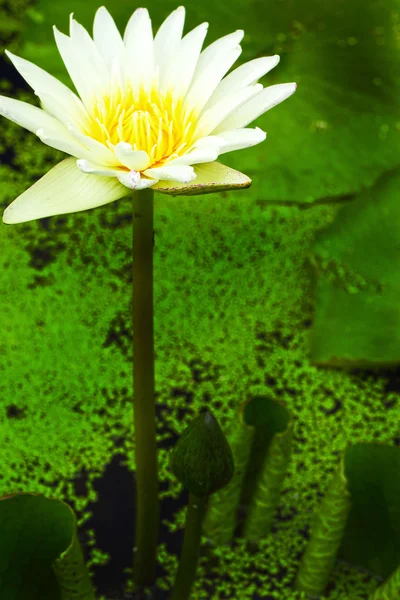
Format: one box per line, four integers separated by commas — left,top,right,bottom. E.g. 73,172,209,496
170,411,235,497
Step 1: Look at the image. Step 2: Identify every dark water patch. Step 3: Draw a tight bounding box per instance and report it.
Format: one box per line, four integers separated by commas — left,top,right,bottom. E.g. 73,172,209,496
6,403,26,419
78,452,190,599
103,311,132,359
27,273,56,288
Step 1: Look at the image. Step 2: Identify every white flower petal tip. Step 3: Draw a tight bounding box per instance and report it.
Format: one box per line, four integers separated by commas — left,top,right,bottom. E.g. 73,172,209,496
152,162,251,196
77,158,89,171
2,158,128,224
143,165,196,183
127,170,141,188
117,171,158,191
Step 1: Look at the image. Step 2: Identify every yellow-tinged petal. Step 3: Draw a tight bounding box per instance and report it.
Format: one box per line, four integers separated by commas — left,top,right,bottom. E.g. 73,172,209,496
114,142,151,171
53,25,102,110
0,94,70,135
152,161,251,196
5,50,88,125
2,158,128,224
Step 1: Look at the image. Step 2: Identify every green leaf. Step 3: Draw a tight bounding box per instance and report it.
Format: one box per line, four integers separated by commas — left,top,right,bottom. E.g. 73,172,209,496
241,396,293,542
309,168,400,368
0,492,95,600
152,162,251,196
295,443,400,598
170,411,235,497
369,563,400,600
203,402,255,545
221,0,400,203
339,444,400,579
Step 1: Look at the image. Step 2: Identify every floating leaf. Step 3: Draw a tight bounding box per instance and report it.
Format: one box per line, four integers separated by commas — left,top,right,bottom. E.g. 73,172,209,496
309,168,400,368
222,0,400,203
0,492,95,600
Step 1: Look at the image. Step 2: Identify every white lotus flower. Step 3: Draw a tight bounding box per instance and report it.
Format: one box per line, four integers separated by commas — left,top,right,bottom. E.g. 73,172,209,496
1,5,296,224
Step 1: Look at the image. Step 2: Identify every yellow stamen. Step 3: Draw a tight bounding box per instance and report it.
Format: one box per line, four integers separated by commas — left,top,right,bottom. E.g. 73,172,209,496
83,82,201,170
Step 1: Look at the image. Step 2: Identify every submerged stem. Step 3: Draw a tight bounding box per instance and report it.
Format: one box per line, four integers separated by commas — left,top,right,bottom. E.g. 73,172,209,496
132,188,159,586
171,493,208,600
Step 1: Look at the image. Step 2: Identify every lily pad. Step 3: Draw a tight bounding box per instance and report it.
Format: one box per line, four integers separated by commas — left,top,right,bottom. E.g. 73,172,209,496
0,492,95,600
309,168,400,368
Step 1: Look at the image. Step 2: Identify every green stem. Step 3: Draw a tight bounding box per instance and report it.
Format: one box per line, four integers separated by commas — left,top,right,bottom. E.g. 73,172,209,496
171,493,208,600
132,188,159,586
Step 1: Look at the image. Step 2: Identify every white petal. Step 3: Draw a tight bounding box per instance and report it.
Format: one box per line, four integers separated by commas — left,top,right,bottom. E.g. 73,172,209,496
162,22,209,96
110,54,126,90
114,142,151,170
93,6,124,72
124,8,155,91
213,126,266,154
36,127,99,160
143,165,196,183
53,26,94,109
206,55,280,109
67,124,118,166
38,91,88,129
153,6,185,91
191,136,222,148
5,50,88,125
0,94,71,135
167,146,219,166
3,157,128,224
77,159,124,177
166,135,222,165
186,33,243,112
196,84,263,137
69,17,109,92
117,171,158,190
192,29,244,84
213,82,297,132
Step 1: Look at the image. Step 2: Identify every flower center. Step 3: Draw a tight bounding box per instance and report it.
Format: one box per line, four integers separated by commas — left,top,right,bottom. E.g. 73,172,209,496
83,82,200,169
